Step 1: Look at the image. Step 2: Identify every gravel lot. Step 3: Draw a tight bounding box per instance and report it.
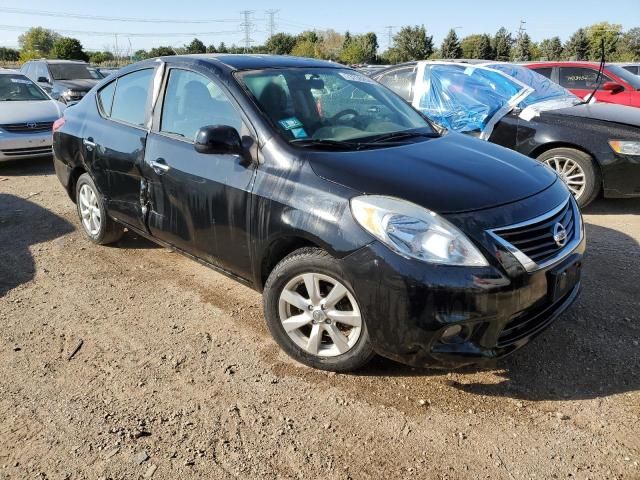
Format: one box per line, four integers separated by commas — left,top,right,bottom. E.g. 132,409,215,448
1,158,638,480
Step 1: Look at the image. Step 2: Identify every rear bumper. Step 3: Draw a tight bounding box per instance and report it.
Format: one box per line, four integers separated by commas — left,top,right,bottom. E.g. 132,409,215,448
0,131,53,162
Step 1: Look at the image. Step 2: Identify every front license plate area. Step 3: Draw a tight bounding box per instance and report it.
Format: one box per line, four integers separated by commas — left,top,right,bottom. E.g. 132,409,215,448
548,259,581,302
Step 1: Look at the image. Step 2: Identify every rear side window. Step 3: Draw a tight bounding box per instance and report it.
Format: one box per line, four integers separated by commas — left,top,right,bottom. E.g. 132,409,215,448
558,67,613,89
97,81,116,116
376,67,417,102
532,67,553,79
160,68,243,140
110,69,154,126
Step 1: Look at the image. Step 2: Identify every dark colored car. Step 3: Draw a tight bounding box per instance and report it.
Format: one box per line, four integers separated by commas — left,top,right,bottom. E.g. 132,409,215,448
525,61,640,108
21,60,103,105
53,55,584,372
374,62,640,206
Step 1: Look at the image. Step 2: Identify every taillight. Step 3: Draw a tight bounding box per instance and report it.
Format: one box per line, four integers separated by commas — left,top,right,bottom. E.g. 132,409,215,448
52,117,65,133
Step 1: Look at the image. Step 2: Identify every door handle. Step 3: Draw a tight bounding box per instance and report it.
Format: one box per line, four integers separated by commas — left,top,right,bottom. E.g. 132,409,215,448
83,138,96,150
150,158,170,175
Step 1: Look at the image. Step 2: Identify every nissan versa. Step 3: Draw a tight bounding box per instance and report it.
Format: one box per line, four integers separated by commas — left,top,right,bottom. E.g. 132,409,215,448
52,55,585,371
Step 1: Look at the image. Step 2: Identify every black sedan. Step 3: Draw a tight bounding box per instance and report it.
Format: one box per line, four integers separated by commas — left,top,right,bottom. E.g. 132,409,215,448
373,61,640,207
53,55,584,371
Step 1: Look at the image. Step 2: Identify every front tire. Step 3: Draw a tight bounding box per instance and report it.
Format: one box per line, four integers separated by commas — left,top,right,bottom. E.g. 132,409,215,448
263,248,375,372
75,173,124,245
537,148,600,207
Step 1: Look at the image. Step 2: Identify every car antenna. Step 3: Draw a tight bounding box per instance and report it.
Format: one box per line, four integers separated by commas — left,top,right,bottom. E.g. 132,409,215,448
584,38,606,105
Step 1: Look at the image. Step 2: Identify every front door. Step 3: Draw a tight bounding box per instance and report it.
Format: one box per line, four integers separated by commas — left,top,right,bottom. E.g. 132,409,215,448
143,67,256,279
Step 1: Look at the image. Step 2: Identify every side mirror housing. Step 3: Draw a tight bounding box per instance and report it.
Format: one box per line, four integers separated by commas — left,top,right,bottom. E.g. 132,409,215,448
602,81,624,93
194,125,242,155
37,76,50,84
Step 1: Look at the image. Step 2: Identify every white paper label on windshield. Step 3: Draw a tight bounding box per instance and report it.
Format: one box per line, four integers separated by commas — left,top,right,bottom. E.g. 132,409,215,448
338,71,377,85
10,78,32,84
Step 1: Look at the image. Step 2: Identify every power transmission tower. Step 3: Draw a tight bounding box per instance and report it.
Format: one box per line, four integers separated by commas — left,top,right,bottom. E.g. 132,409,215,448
517,19,527,37
385,26,395,49
240,10,254,52
266,9,279,38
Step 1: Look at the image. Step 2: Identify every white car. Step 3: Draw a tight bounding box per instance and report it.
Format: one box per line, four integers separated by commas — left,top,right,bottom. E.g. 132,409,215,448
0,69,65,162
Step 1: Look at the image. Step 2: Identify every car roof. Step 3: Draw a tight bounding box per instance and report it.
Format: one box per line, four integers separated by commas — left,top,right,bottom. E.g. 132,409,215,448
27,59,89,64
166,54,342,71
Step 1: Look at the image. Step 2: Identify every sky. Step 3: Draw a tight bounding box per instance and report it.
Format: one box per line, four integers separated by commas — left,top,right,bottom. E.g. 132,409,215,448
0,0,639,53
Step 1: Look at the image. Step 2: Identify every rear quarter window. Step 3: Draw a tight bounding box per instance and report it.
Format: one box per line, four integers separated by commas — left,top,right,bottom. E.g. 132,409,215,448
97,81,116,117
109,69,154,127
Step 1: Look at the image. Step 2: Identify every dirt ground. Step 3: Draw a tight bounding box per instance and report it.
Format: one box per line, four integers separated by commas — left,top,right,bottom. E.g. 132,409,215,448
0,157,638,480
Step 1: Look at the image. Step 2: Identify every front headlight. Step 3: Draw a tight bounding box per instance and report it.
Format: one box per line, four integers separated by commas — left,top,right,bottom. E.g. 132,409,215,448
609,140,640,156
350,195,488,266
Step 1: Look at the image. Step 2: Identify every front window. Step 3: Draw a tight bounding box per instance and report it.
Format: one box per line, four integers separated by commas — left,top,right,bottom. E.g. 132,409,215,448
487,64,578,106
0,74,49,101
606,65,640,90
49,63,96,80
237,68,433,146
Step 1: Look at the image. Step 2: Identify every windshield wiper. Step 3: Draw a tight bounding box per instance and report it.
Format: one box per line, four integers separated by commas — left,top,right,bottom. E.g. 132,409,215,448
290,139,367,150
368,130,440,144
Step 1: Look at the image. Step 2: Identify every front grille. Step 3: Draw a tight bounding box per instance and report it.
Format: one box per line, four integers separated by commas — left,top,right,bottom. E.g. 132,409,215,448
0,146,52,156
491,198,577,268
0,121,54,133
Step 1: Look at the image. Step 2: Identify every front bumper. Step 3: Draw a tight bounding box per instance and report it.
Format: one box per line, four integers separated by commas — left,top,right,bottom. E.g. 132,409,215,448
340,210,586,369
600,151,640,198
0,131,53,162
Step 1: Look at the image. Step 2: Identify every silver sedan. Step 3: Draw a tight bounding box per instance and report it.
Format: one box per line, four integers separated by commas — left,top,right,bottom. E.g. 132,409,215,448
0,69,65,162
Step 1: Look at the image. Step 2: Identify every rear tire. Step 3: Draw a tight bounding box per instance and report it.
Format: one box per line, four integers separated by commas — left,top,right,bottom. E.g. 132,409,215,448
263,248,375,372
537,148,600,207
75,173,124,245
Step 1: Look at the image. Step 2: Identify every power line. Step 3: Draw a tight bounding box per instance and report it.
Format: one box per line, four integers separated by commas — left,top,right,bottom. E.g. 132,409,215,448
240,10,254,52
0,24,241,38
265,9,279,38
0,7,238,24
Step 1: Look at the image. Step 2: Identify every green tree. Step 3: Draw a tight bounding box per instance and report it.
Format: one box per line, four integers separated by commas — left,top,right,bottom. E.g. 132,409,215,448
493,27,512,61
441,29,462,59
18,27,60,59
291,40,317,58
0,47,20,62
89,51,115,64
185,38,206,54
475,34,494,59
147,46,176,58
206,44,217,53
390,25,434,62
296,30,319,44
314,30,345,61
585,22,622,61
618,27,640,61
264,33,297,55
563,28,589,60
538,36,563,60
460,34,483,58
51,37,88,61
217,42,229,53
133,49,148,61
511,31,532,61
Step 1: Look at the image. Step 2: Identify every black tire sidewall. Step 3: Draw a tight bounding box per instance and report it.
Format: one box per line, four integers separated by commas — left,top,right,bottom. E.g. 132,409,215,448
537,148,600,207
263,249,374,372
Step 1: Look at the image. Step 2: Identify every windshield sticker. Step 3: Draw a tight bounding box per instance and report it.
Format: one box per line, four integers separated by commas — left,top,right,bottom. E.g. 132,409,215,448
278,117,304,131
10,78,32,84
338,71,377,85
291,127,308,139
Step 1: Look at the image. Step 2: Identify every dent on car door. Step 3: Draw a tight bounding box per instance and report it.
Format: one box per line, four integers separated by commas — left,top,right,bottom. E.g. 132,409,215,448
84,67,156,230
143,67,257,279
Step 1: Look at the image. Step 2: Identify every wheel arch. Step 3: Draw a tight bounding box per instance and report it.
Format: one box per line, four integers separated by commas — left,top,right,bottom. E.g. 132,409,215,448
68,166,88,203
257,235,323,292
529,141,602,182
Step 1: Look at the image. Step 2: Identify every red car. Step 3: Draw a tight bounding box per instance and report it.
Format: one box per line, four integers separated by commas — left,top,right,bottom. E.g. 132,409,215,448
525,61,640,108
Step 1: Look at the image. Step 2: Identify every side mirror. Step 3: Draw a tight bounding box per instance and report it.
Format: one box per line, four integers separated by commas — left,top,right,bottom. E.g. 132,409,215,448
194,125,242,155
602,81,624,93
37,76,50,84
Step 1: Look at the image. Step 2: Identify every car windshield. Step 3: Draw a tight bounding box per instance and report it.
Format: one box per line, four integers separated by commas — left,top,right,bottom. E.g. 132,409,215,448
414,63,529,134
0,74,49,101
485,63,579,106
49,63,95,80
237,68,434,146
607,64,640,90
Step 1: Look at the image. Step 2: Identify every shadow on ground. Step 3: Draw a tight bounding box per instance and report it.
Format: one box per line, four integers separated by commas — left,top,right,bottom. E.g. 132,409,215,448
0,193,74,296
356,222,640,402
0,157,54,177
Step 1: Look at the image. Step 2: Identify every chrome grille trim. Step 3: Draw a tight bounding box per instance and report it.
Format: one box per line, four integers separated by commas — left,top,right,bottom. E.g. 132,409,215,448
487,196,583,273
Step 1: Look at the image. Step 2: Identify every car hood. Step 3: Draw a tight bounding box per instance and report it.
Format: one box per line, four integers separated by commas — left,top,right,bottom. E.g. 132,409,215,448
53,79,98,91
544,102,640,127
306,132,558,214
0,99,65,124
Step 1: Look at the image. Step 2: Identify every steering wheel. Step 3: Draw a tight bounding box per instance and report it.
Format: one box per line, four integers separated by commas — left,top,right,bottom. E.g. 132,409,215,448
330,109,360,124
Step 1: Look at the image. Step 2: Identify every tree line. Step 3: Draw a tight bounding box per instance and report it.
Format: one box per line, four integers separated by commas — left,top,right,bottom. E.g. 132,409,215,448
1,22,638,66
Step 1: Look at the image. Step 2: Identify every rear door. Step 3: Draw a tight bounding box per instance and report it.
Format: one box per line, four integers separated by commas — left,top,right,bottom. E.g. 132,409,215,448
143,66,257,279
82,67,157,230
